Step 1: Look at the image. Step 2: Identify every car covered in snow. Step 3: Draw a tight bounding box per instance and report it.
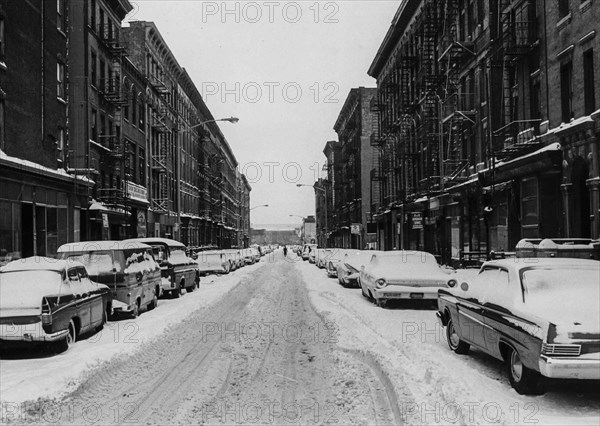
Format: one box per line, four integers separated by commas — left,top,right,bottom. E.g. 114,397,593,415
125,238,200,297
437,258,600,394
0,258,112,351
222,249,243,270
325,249,348,278
360,250,452,307
301,243,317,261
58,241,160,318
196,251,232,275
336,251,377,288
315,248,334,269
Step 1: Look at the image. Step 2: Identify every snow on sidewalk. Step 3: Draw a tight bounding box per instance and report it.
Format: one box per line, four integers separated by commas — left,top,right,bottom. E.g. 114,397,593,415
296,261,600,426
0,261,266,405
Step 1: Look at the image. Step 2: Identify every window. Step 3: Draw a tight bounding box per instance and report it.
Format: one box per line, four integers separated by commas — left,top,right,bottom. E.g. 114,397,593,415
57,127,65,163
138,98,145,128
0,16,5,62
583,49,595,115
530,79,541,120
91,108,97,141
0,98,4,151
560,61,573,122
99,8,105,38
139,148,145,185
57,0,66,32
99,59,105,91
57,61,65,99
558,0,570,18
90,52,97,87
123,83,129,120
131,92,137,126
89,0,96,31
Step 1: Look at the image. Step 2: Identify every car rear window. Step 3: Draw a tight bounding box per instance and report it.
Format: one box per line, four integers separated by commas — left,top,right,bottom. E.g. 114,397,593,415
63,251,117,275
0,270,63,309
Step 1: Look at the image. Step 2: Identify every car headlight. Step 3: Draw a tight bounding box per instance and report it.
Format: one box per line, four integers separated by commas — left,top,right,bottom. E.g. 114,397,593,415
447,279,457,288
375,278,387,289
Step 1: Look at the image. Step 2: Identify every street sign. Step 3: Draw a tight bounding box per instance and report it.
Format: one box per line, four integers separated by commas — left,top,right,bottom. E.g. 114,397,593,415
411,212,423,229
350,223,362,235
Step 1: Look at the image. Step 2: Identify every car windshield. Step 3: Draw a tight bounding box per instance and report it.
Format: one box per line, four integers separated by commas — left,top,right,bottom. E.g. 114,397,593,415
169,248,189,263
521,267,600,310
63,251,118,275
0,270,63,309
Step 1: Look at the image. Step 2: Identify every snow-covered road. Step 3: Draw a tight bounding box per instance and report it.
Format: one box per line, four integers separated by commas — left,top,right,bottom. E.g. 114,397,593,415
1,250,598,425
296,257,600,425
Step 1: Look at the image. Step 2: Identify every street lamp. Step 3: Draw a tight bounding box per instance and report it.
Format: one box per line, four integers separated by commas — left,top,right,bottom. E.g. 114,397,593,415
296,183,327,247
250,204,269,211
182,116,240,133
289,214,305,220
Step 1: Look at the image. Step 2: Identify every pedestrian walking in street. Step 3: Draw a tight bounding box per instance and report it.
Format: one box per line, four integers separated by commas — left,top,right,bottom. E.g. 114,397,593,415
283,245,288,257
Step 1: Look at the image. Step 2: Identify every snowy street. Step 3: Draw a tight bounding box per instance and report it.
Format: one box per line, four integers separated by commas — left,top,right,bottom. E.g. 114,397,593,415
1,250,599,425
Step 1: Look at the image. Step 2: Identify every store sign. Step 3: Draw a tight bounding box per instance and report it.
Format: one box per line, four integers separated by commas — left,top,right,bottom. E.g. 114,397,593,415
102,213,109,228
350,223,362,235
126,182,148,203
411,212,423,229
136,211,146,237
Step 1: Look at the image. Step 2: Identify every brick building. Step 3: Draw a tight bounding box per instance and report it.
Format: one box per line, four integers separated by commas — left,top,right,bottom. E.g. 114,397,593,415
366,0,599,264
329,87,378,249
0,0,92,259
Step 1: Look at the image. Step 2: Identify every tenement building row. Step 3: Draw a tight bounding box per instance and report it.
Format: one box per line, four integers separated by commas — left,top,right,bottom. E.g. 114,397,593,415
320,0,599,264
0,0,251,259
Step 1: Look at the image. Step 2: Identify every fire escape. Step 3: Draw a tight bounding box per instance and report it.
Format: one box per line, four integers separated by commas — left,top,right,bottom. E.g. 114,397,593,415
150,73,172,212
437,0,476,188
494,0,540,161
415,0,443,195
97,24,129,210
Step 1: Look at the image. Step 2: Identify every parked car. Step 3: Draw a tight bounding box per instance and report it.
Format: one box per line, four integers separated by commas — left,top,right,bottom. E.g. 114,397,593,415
0,257,112,352
302,244,317,261
325,249,347,278
125,238,199,298
315,249,334,269
360,250,452,307
196,251,231,275
58,241,160,317
437,258,600,394
336,251,377,288
222,249,243,270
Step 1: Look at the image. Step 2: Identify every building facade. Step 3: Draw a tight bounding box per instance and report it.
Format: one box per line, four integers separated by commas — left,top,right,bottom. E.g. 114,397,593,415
366,0,598,264
329,87,378,249
0,0,93,260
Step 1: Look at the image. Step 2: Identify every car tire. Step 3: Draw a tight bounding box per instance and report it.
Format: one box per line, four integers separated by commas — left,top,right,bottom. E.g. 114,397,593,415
507,346,544,395
55,319,77,353
131,300,140,318
148,293,158,310
446,318,470,355
172,288,180,299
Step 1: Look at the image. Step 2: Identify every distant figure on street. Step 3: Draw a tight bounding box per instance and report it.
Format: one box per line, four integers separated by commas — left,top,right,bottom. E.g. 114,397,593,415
283,245,288,257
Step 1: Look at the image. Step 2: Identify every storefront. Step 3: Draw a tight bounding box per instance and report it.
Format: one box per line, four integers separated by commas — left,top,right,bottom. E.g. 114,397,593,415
0,152,93,260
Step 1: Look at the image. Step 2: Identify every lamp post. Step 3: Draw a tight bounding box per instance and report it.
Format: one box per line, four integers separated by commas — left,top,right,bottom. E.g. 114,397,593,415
176,117,239,242
296,183,327,247
250,204,269,211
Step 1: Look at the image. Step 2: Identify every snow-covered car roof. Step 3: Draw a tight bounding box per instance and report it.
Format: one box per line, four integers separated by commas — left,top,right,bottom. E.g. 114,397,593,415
0,257,85,273
482,258,600,271
124,238,186,248
58,241,153,252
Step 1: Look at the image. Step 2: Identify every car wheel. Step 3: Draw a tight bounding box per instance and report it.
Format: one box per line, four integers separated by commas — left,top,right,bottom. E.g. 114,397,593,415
446,318,470,355
131,300,140,318
172,287,180,299
186,281,194,293
148,293,158,310
507,346,543,395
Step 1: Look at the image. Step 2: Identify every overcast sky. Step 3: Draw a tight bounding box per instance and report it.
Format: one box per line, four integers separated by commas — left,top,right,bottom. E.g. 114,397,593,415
126,0,399,226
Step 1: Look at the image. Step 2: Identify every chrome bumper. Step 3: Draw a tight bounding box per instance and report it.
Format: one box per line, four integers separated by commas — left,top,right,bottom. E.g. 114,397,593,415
374,286,439,300
0,323,69,342
539,355,600,380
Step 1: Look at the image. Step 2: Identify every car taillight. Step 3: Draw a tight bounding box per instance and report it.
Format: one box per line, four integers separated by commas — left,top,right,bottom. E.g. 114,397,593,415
376,279,387,289
541,343,581,356
41,298,52,325
447,279,457,288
